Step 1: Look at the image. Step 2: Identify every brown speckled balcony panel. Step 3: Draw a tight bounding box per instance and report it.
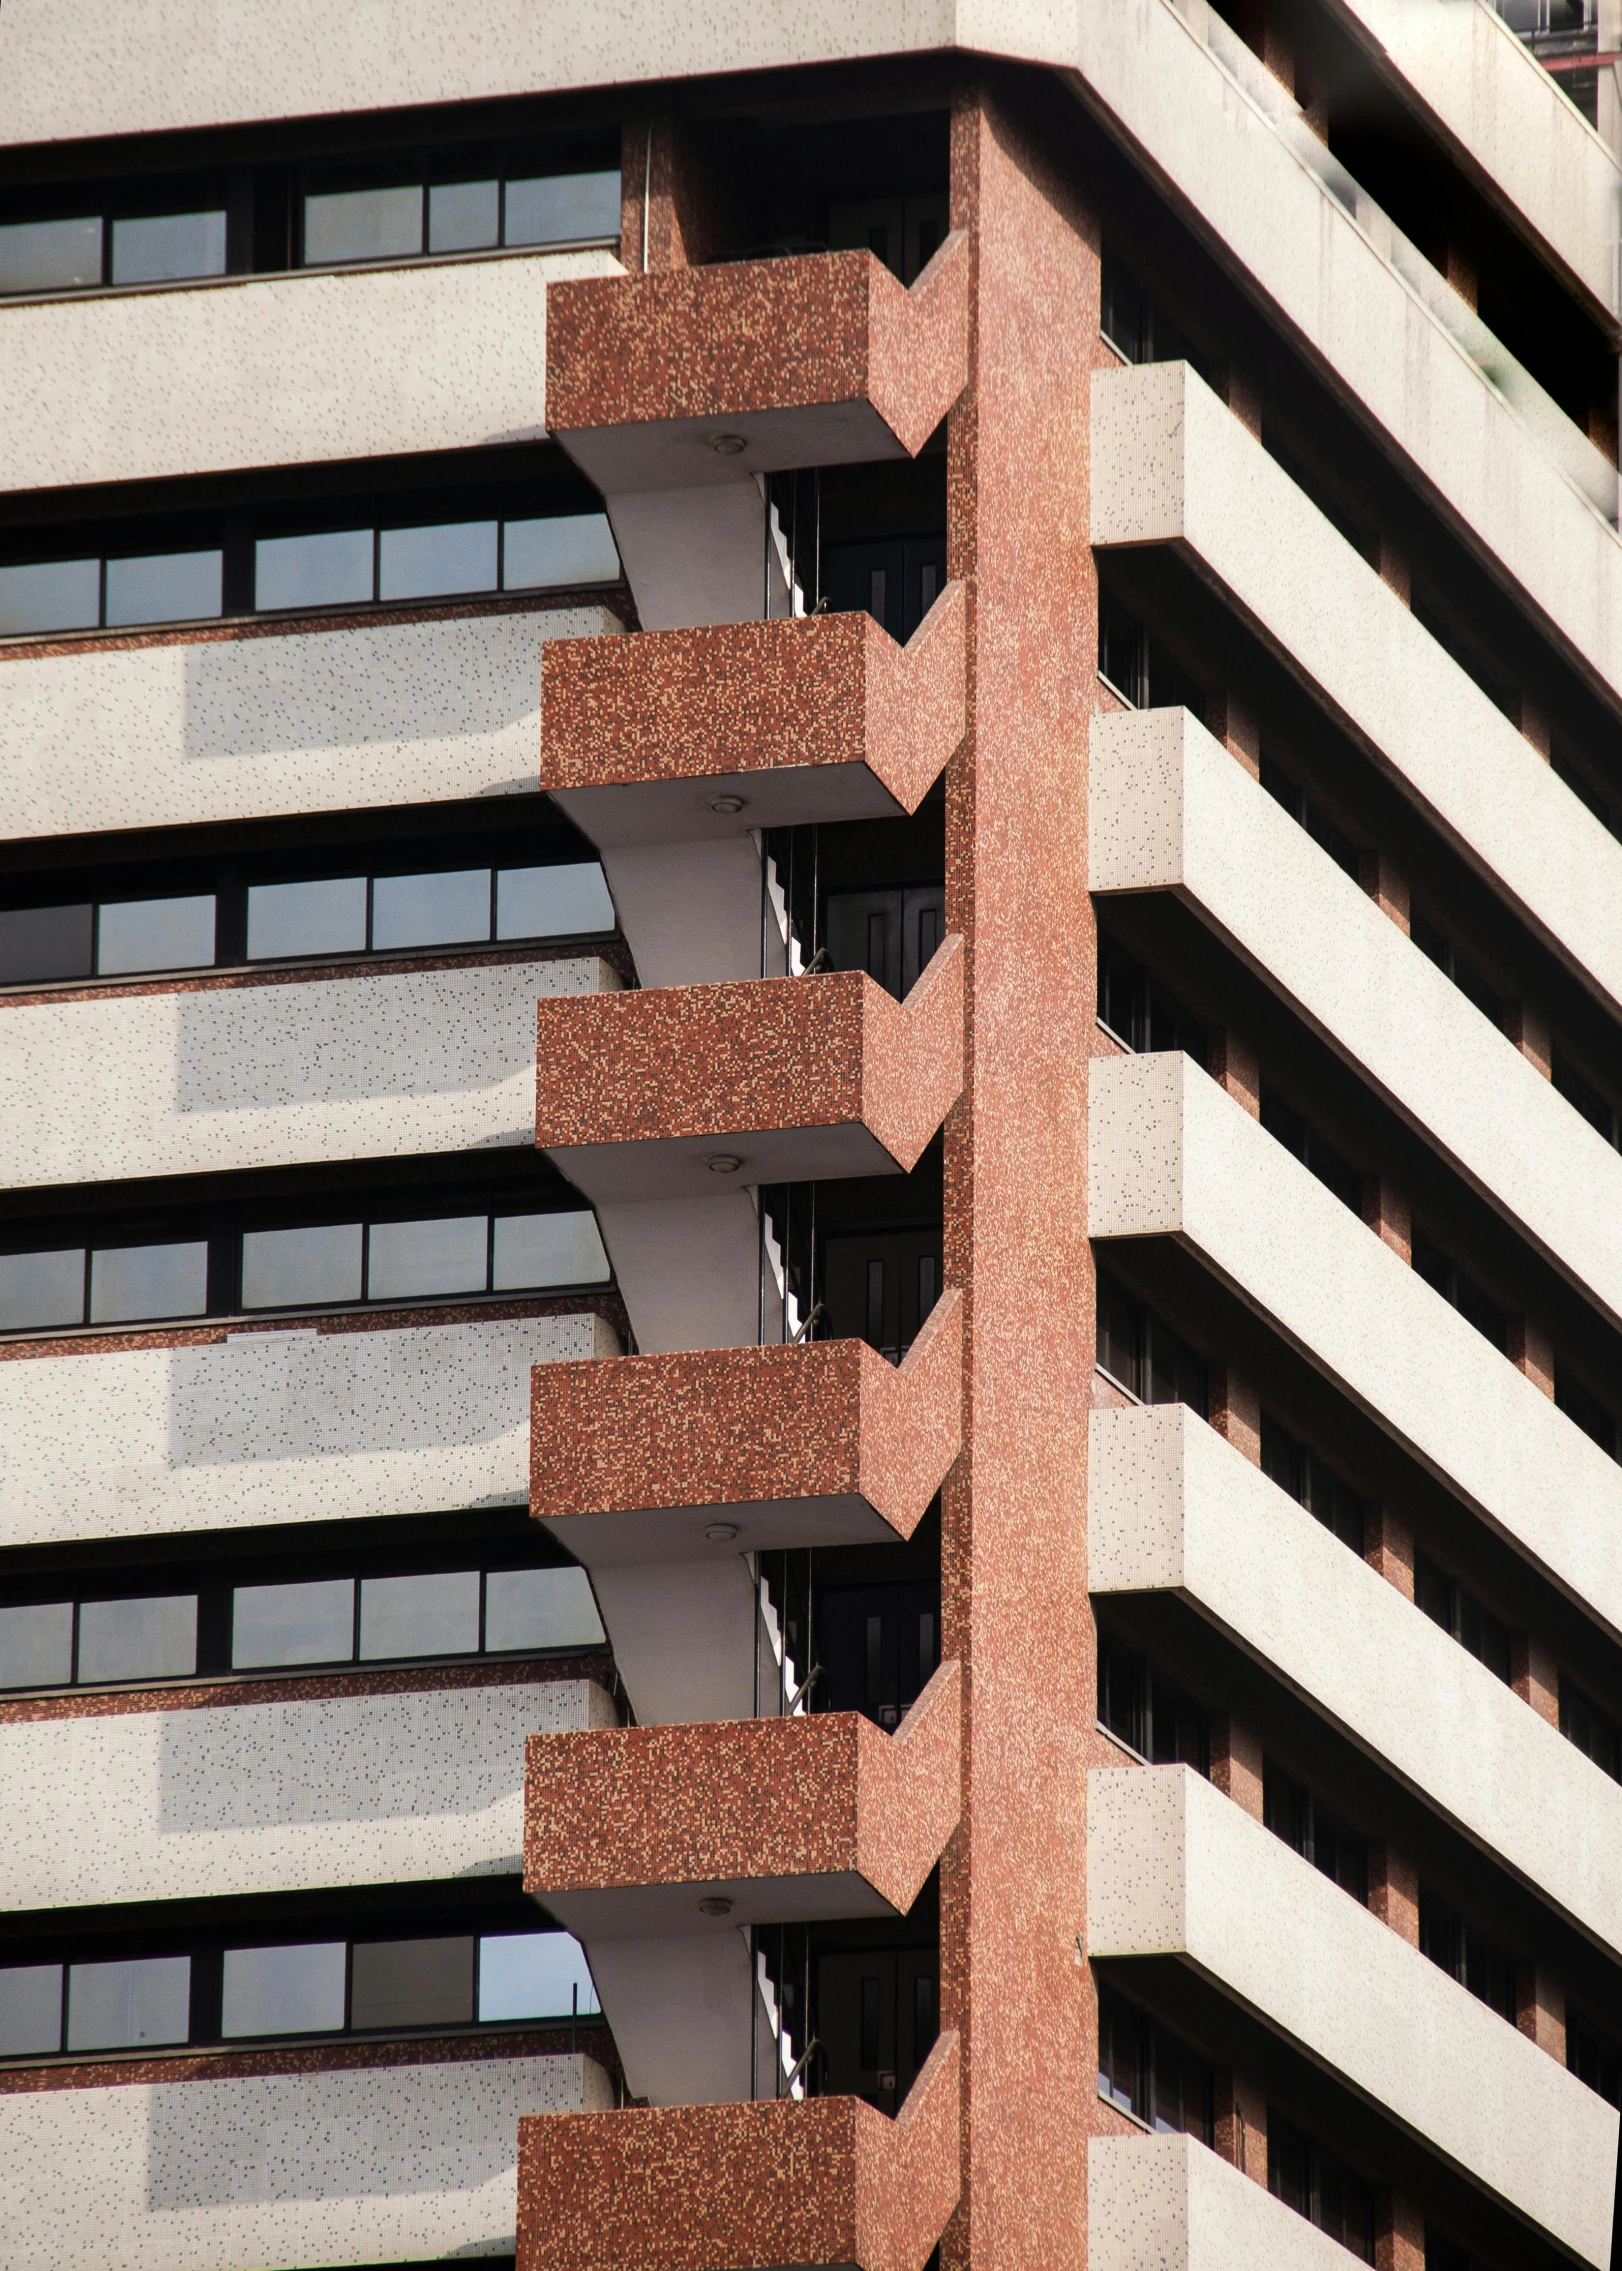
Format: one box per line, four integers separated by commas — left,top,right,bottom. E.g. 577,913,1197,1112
525,1660,959,1934
531,1289,962,1563
536,939,964,1201
517,2030,960,2271
538,590,966,843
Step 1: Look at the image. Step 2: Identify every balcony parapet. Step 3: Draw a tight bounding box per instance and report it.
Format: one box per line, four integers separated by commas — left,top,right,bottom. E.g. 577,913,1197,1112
536,937,964,1202
531,1289,962,1563
538,587,966,843
517,2029,960,2271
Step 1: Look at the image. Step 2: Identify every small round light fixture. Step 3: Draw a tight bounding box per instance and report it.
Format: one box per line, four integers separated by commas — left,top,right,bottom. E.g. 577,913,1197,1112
698,1896,735,1917
710,794,746,816
705,1522,740,1544
707,1154,743,1175
710,434,748,457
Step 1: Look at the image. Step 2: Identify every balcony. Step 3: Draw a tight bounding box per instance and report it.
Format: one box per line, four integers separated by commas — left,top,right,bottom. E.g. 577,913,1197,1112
538,587,966,844
1088,2133,1356,2270
536,939,963,1201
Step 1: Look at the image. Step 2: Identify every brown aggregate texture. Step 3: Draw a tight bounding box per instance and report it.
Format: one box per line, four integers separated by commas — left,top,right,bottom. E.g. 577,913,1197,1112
0,1657,611,1726
524,1660,960,1916
538,586,966,814
534,941,963,1173
0,1289,627,1364
544,238,970,458
530,1291,962,1542
0,2031,611,2095
516,2030,960,2271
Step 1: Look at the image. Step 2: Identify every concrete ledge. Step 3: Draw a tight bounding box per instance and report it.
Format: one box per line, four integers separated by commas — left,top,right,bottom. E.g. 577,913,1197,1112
1088,2131,1357,2270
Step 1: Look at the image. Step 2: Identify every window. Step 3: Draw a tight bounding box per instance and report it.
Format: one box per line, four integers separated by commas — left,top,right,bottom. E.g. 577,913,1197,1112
1410,1235,1507,1355
1418,1889,1517,2023
1096,1987,1212,2142
1263,1762,1367,1903
1410,914,1504,1031
300,166,619,268
1556,1368,1620,1464
1559,1674,1622,1783
1097,937,1206,1062
0,204,225,298
1268,2117,1375,2261
1414,1553,1512,1686
1098,595,1206,715
1552,1054,1620,1150
1424,2235,1488,2271
1258,759,1361,882
1096,1275,1208,1416
821,535,948,646
1259,1415,1364,1554
1552,744,1618,844
1260,1092,1362,1214
1097,1633,1209,1772
1100,247,1197,369
1568,2009,1622,2108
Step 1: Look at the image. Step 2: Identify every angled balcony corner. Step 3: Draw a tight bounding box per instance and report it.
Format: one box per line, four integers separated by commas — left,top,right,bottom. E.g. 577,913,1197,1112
530,1286,962,1563
536,935,965,1201
516,2028,961,2271
538,582,967,844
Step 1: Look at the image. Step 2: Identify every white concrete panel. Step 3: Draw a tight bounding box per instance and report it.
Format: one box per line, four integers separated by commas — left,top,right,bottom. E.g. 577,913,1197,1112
1088,2132,1357,2271
0,1310,617,1550
0,2053,611,2271
1089,1765,1617,2265
0,606,619,842
590,1559,758,1726
1092,361,1622,1017
598,838,764,988
586,1932,754,2106
1091,705,1622,1327
592,1195,763,1356
605,485,790,632
1091,1401,1622,1961
0,1678,612,1914
0,956,612,1190
1088,1051,1622,1638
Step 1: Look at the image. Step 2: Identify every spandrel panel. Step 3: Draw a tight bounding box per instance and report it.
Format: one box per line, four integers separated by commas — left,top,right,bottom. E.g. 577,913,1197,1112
350,1936,474,2029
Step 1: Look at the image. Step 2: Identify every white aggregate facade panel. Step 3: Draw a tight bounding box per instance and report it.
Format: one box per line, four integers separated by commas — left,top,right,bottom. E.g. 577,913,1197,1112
0,956,612,1189
0,1310,617,1550
0,606,619,841
1091,704,1622,1325
0,2053,611,2271
1088,2132,1356,2271
1090,1402,1622,1959
1092,359,1622,1017
0,252,618,495
1088,1050,1622,1637
1088,1765,1617,2265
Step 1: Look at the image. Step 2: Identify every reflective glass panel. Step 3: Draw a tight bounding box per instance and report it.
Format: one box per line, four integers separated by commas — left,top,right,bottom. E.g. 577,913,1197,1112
495,862,614,939
366,1214,487,1300
0,1247,84,1331
0,1600,74,1689
492,1211,610,1290
502,513,619,590
359,1569,480,1661
222,1942,347,2038
76,1594,197,1684
66,1954,191,2051
110,209,227,286
95,893,216,975
0,1963,63,2054
370,867,490,949
428,179,499,253
104,548,223,628
350,1936,474,2029
254,527,373,612
0,903,94,986
232,1576,355,1669
0,214,101,295
484,1566,604,1653
246,874,368,961
88,1240,209,1324
240,1222,364,1311
303,184,422,266
503,171,620,247
377,519,497,602
478,1931,598,2021
0,557,99,636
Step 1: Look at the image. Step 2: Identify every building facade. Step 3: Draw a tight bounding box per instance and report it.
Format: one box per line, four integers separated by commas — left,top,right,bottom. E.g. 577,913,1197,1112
0,4,1617,2267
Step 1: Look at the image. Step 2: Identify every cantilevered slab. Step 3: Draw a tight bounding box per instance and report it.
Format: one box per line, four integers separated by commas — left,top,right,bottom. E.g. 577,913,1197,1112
536,939,964,1201
518,2031,960,2271
526,1660,959,1936
539,588,966,845
531,1290,962,1563
545,238,970,491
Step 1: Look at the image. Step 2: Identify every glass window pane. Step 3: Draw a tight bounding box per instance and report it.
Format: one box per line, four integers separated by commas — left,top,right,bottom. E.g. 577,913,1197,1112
366,1214,488,1301
255,528,373,613
503,171,620,248
428,179,499,254
77,1594,197,1684
222,1942,346,2038
359,1569,480,1661
246,875,368,961
88,1240,209,1324
0,1963,63,2054
0,1600,74,1690
478,1931,598,2021
350,1936,474,2029
502,513,619,590
496,862,614,939
370,868,490,950
0,1248,85,1332
104,549,223,629
66,1955,190,2051
0,557,100,636
240,1222,364,1311
0,904,94,987
377,520,498,602
95,893,216,976
0,214,101,296
110,209,227,287
303,184,422,267
493,1211,610,1290
232,1576,356,1670
484,1566,604,1653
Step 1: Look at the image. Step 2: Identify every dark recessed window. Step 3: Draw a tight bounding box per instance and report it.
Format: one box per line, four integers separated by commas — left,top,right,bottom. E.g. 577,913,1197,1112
1259,1414,1365,1554
1099,247,1197,370
1410,1234,1507,1355
1260,1091,1363,1214
1556,1368,1621,1463
1258,758,1361,882
1559,1673,1622,1783
1096,936,1206,1063
1096,1275,1208,1416
1268,2117,1375,2262
1096,1986,1213,2142
1418,1889,1517,2024
1410,913,1504,1031
1424,2232,1488,2271
1552,1053,1620,1150
1568,2009,1622,2108
300,167,619,268
1414,1552,1512,1686
1263,1761,1367,1903
1098,595,1206,715
1096,1632,1209,1773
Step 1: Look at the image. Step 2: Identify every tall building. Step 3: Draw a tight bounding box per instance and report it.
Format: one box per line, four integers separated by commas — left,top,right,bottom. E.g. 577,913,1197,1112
0,4,1617,2268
